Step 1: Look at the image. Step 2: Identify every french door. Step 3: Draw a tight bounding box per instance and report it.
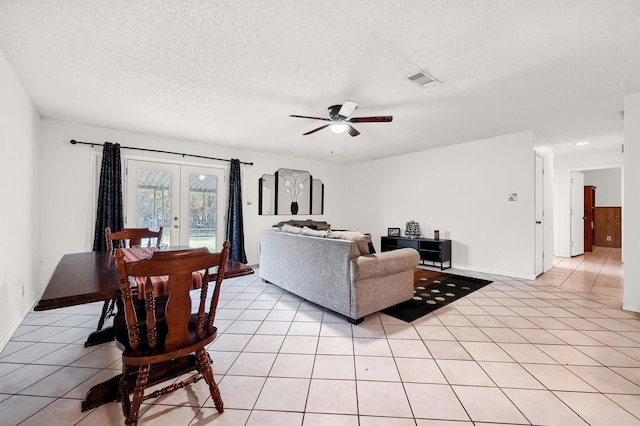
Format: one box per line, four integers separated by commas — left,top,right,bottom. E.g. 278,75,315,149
125,159,226,251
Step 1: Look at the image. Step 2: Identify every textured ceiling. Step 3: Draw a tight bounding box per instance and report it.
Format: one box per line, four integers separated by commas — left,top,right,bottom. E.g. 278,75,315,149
1,0,638,163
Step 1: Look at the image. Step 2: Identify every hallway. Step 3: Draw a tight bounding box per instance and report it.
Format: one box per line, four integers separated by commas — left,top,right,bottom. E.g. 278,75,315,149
537,247,623,299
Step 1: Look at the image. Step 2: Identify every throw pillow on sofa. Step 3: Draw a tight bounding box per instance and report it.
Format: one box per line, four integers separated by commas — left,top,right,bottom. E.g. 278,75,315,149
301,226,329,238
364,233,376,254
281,224,303,234
328,231,370,255
274,220,331,230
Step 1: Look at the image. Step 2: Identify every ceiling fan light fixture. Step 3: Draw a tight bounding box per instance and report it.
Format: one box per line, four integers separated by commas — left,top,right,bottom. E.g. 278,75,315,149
290,101,391,137
330,123,348,134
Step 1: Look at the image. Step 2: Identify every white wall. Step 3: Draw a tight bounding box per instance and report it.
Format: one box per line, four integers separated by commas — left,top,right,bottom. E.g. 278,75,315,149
37,118,349,288
38,122,549,287
345,131,537,279
553,150,624,257
623,92,640,313
0,51,41,348
583,168,622,206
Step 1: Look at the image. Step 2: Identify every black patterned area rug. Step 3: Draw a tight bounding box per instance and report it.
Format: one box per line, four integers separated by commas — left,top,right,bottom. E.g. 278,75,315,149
381,269,493,323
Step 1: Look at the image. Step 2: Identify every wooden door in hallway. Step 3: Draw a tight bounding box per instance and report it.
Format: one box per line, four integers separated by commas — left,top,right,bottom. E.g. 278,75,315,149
583,185,596,252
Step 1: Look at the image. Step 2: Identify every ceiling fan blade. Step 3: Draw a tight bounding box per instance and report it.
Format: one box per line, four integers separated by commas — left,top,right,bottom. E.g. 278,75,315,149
303,124,330,135
338,100,358,118
347,125,360,137
348,116,393,123
289,114,331,121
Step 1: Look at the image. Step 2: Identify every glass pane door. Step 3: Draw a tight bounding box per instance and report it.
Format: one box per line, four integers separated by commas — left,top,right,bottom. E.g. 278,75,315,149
180,166,226,251
126,160,180,245
126,160,225,249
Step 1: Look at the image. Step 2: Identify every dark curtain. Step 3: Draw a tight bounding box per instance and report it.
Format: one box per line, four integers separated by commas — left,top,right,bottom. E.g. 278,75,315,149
92,142,124,252
226,159,247,263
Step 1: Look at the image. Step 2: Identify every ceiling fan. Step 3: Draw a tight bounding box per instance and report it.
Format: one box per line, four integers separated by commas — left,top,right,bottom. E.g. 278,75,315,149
289,101,392,137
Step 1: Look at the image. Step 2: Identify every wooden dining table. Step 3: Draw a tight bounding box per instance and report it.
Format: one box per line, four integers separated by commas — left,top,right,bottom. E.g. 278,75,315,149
35,249,254,411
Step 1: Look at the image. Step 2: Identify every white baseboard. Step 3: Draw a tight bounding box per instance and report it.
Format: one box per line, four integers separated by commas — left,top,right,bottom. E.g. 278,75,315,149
0,304,32,353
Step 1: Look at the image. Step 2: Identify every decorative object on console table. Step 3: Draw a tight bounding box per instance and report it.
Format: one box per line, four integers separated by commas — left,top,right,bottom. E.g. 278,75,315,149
405,220,421,238
381,236,451,270
434,230,440,240
388,227,401,237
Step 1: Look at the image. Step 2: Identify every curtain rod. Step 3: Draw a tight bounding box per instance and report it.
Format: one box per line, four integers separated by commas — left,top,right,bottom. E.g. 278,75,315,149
69,139,253,166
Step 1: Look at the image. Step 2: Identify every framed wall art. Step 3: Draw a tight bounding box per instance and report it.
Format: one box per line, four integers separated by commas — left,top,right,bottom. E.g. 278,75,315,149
258,168,324,216
388,227,401,237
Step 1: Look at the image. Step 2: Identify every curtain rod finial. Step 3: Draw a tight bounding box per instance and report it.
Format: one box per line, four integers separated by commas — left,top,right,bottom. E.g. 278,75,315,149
70,139,77,144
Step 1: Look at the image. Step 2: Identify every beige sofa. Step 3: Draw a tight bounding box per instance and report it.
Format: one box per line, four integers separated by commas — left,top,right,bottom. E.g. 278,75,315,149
259,227,419,323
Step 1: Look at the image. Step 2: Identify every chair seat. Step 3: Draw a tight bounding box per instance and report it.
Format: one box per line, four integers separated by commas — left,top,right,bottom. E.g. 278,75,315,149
116,313,218,365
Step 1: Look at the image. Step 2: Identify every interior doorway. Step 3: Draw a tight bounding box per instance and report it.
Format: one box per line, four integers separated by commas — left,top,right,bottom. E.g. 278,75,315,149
583,168,623,251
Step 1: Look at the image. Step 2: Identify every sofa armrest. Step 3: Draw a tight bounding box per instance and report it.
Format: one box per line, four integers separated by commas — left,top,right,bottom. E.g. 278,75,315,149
352,248,419,281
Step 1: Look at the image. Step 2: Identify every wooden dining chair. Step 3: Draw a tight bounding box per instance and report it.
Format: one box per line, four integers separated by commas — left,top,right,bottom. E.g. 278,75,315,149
96,227,164,331
105,226,164,253
114,241,230,426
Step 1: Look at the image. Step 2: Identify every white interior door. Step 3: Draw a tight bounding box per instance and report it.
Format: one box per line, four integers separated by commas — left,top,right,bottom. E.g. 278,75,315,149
570,171,585,256
534,154,544,276
126,160,226,250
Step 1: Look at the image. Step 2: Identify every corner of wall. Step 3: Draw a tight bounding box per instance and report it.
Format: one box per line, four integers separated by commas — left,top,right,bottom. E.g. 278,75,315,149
0,49,41,349
623,91,640,312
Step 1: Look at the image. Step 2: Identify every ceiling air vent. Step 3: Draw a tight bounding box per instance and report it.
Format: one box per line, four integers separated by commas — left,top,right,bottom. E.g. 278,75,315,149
408,71,437,87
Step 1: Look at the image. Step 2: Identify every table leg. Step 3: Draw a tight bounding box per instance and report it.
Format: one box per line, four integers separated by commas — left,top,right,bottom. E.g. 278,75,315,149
84,327,116,347
82,355,199,411
84,298,126,347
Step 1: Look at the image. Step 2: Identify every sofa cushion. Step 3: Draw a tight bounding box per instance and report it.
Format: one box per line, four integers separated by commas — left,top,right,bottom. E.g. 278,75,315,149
353,248,420,281
328,231,370,255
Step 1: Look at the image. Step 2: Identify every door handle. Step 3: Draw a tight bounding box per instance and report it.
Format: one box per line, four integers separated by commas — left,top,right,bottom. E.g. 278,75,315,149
536,221,542,224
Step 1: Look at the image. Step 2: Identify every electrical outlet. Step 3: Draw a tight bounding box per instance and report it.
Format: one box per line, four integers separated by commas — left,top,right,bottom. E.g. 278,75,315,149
607,236,612,241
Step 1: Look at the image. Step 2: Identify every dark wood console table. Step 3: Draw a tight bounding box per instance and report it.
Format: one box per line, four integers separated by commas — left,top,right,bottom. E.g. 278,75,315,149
381,236,452,270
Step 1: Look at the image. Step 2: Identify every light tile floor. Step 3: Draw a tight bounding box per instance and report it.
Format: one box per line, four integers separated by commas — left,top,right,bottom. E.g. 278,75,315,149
538,246,624,298
2,247,639,425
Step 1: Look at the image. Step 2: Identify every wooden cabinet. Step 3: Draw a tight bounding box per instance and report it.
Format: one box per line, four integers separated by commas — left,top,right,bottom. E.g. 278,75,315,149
381,236,451,270
594,207,622,248
584,185,596,252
